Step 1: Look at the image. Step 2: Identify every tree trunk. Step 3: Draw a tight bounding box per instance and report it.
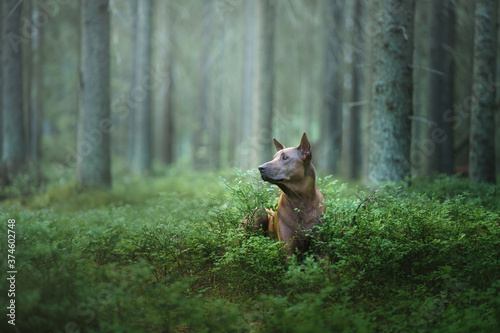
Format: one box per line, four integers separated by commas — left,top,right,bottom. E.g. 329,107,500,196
77,0,111,188
129,0,153,175
369,0,415,186
426,0,455,175
410,1,429,178
2,0,26,177
163,64,175,165
448,0,474,174
126,0,139,166
154,0,175,165
251,0,276,165
127,0,138,167
213,23,226,169
322,0,343,175
194,0,213,169
239,0,256,169
469,0,497,184
28,0,44,161
162,62,175,166
361,0,375,183
342,0,363,179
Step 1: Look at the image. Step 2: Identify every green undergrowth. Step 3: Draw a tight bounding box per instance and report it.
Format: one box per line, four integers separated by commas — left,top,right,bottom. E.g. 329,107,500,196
0,170,499,332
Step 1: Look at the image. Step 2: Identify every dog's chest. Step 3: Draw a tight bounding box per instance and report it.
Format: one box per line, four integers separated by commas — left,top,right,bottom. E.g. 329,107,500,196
277,206,322,231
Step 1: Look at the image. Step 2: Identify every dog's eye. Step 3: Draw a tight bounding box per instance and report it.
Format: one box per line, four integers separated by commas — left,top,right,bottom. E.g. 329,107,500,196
282,154,288,161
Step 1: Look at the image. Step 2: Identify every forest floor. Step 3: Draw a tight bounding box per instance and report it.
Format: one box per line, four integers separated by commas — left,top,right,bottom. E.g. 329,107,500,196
1,166,499,332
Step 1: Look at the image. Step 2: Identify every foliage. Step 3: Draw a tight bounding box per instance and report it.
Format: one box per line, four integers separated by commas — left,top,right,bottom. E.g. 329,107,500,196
0,162,46,200
409,174,499,210
219,169,279,224
1,170,499,332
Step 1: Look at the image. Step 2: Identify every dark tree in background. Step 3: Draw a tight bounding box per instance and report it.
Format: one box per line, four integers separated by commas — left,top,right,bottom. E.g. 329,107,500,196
360,0,375,183
251,0,276,164
194,0,214,169
426,0,454,175
212,18,227,169
342,0,364,179
0,0,497,190
2,0,25,178
77,0,111,188
155,1,175,166
369,0,415,186
322,0,344,175
129,0,153,175
239,0,256,169
469,0,498,184
28,0,44,162
127,0,139,167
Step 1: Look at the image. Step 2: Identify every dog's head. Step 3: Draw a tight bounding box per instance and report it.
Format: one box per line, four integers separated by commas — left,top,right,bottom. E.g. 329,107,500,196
258,133,312,185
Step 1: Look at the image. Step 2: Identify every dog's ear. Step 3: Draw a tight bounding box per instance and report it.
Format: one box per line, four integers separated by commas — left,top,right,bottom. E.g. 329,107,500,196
298,132,311,160
273,138,285,151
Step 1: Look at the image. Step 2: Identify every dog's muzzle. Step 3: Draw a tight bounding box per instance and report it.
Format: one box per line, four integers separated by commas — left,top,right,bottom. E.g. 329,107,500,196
258,164,283,183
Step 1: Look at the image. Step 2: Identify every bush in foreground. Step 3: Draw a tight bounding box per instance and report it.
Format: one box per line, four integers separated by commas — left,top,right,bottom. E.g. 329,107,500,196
0,171,498,332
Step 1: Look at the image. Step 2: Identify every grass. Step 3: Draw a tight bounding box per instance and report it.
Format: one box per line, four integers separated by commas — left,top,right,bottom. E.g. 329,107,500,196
0,167,499,332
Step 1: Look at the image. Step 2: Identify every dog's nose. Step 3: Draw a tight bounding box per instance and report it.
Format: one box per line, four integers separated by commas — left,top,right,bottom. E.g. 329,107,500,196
258,165,266,174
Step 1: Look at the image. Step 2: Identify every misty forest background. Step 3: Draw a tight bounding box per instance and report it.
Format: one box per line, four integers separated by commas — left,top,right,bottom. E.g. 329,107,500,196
1,0,500,332
1,0,499,189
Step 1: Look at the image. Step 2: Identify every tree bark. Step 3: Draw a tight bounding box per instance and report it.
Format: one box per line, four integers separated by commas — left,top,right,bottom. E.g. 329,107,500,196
369,0,415,186
28,0,44,162
127,0,139,167
239,0,256,169
154,0,175,165
251,0,276,165
426,0,455,175
2,0,25,177
342,0,363,179
360,0,375,183
194,0,213,169
213,23,226,169
469,0,497,184
322,0,343,175
129,0,153,175
77,0,111,188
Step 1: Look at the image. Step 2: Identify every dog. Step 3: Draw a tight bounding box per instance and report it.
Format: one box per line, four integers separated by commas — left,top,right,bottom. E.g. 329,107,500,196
251,133,325,259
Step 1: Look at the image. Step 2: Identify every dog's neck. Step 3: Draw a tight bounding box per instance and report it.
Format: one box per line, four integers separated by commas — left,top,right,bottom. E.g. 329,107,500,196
277,164,321,210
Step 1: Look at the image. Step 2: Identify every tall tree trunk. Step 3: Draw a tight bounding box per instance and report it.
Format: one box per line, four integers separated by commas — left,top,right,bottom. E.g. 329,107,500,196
469,0,497,184
227,98,238,167
369,0,415,186
213,23,226,169
28,0,44,161
2,0,25,177
342,0,363,179
446,0,474,172
322,0,343,175
77,0,111,188
426,0,455,175
194,0,213,169
127,0,138,167
163,61,175,166
361,0,375,183
126,0,139,165
410,1,429,178
130,0,153,175
154,0,175,165
239,0,256,169
251,0,276,165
